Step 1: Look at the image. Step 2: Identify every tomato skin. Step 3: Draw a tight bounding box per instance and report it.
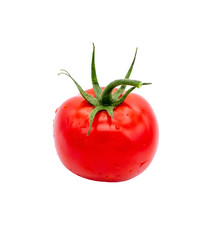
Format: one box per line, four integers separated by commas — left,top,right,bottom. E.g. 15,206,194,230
53,88,158,182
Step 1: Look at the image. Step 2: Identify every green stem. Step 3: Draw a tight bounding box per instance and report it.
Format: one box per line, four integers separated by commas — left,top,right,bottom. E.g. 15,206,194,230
100,79,142,105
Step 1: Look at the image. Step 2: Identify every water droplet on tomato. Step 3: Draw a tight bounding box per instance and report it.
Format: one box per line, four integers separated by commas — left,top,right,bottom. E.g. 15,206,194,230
139,162,145,168
115,125,120,130
80,122,88,129
63,105,67,109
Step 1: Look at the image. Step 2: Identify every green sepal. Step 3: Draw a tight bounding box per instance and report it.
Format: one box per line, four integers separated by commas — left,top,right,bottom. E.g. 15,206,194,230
87,105,114,136
91,43,102,99
58,69,99,107
112,86,136,106
112,48,138,100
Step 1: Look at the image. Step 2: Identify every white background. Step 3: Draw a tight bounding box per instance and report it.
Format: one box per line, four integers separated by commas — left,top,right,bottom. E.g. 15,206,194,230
0,0,213,239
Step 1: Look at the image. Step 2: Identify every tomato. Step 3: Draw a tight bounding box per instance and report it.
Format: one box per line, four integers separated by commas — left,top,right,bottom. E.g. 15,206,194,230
53,44,158,182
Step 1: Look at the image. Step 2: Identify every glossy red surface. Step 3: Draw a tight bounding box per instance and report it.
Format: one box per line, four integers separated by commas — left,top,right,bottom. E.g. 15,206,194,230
53,88,158,182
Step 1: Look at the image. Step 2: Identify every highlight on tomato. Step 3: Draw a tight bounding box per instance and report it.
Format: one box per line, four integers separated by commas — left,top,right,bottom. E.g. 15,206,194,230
53,44,159,182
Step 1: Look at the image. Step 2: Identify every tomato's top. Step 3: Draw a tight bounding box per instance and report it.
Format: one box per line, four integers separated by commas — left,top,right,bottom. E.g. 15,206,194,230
58,44,151,135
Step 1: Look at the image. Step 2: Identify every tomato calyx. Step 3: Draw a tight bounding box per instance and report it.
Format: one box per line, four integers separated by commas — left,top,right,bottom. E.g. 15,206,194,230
58,43,151,135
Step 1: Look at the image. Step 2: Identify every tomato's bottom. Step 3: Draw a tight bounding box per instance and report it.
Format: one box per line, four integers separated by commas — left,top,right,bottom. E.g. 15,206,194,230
62,160,152,182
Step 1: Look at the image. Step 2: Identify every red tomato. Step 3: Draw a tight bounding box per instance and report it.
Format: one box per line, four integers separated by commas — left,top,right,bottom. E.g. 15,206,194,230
54,44,158,182
54,88,158,182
